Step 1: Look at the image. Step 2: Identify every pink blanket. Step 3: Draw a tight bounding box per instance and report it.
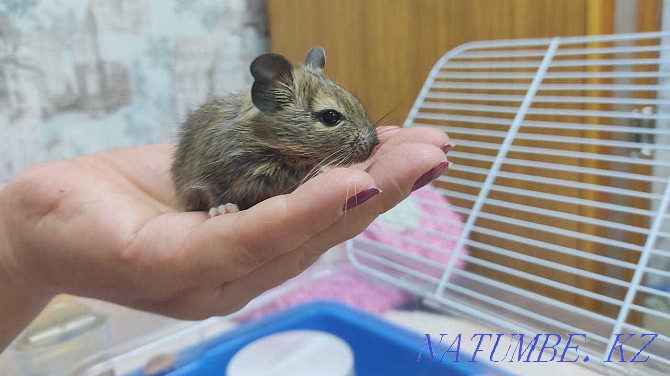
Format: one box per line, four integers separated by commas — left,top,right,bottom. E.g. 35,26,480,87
239,185,468,321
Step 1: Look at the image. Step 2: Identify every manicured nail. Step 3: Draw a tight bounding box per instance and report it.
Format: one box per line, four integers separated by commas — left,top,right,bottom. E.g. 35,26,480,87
442,143,456,154
343,187,382,211
411,161,449,192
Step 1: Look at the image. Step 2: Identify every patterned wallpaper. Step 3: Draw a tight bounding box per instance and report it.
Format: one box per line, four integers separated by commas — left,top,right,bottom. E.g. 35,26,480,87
0,0,269,183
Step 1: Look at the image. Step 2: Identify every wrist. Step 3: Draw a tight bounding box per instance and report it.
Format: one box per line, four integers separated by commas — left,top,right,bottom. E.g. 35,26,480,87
0,182,53,351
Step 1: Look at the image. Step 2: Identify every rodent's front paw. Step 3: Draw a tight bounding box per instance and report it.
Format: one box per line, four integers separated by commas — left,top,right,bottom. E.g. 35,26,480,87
208,203,240,218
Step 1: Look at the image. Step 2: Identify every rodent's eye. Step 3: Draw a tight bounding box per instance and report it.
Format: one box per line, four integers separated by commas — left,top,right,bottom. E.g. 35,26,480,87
318,109,342,127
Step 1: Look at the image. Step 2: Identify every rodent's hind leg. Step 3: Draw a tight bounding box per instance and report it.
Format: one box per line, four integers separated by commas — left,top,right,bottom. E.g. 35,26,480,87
208,203,240,218
182,185,213,212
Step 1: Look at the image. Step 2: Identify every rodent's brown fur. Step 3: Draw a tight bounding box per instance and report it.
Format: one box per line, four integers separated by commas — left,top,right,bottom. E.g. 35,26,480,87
171,47,379,212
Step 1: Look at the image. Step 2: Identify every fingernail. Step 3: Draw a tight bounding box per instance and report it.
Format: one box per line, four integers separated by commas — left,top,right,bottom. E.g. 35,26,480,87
411,161,449,192
343,187,382,211
442,143,456,154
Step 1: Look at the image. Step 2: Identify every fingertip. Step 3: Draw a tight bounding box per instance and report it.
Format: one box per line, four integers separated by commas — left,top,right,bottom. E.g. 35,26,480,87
376,140,447,169
403,126,449,140
294,167,375,201
384,126,450,150
376,126,402,143
363,142,448,211
241,167,379,245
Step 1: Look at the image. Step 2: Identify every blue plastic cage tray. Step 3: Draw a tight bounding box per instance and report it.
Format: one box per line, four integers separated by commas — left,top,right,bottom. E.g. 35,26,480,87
123,300,508,375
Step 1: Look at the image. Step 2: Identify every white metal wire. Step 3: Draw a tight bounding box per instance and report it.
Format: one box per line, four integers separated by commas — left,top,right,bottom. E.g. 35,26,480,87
348,31,670,375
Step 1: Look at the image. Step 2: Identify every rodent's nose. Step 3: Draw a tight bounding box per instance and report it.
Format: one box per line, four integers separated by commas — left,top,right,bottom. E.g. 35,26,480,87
370,128,380,145
370,135,381,155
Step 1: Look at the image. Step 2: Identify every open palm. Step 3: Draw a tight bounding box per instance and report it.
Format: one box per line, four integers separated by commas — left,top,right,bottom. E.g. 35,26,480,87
1,126,450,320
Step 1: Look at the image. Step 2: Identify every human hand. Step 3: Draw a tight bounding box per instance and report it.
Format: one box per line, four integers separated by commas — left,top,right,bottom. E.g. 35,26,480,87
0,125,450,348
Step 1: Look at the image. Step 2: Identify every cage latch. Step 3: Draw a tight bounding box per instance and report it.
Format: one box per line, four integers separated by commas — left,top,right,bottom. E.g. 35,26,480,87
631,106,655,158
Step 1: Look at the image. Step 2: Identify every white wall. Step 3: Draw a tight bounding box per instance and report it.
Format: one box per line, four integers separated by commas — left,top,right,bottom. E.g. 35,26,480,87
0,0,268,372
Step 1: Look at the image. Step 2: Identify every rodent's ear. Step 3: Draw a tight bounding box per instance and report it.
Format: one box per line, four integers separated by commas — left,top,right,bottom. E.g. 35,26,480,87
304,46,326,70
250,53,294,114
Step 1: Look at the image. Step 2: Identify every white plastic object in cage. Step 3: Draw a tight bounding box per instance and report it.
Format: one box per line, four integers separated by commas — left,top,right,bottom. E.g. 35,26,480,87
346,31,670,375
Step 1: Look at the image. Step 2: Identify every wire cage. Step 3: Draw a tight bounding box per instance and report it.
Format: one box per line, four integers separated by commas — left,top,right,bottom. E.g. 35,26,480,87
346,31,670,375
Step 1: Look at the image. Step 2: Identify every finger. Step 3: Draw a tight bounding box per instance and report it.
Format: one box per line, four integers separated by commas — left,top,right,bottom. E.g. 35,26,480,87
215,142,448,307
371,126,400,156
382,126,451,151
175,167,379,283
376,126,401,144
357,126,451,171
369,141,450,209
294,142,450,255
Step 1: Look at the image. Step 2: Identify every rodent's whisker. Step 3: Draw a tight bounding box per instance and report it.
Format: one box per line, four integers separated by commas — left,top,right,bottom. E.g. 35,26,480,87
374,118,396,127
375,127,399,136
374,120,396,129
303,149,353,208
304,149,345,181
343,178,351,225
374,107,398,128
368,155,403,200
277,148,346,196
330,149,359,217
